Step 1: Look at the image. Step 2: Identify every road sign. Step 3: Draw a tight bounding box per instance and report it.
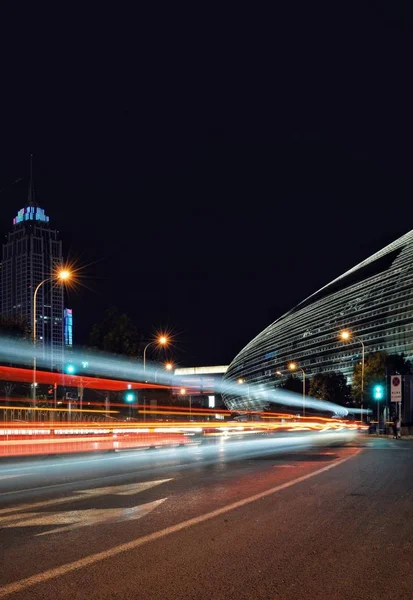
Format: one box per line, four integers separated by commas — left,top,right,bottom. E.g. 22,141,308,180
1,499,166,536
0,479,171,535
391,375,402,402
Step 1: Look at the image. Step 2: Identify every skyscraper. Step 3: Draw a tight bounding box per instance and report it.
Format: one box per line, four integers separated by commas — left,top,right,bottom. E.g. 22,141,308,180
0,166,66,370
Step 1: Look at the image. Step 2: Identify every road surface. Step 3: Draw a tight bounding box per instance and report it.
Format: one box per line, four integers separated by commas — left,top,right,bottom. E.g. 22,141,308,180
0,433,412,599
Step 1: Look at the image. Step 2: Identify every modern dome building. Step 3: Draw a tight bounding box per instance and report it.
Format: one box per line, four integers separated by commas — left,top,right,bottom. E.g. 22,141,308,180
222,230,413,411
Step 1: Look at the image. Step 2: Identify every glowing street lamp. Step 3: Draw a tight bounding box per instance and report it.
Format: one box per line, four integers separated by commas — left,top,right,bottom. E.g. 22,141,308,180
179,387,193,419
288,362,306,416
339,330,365,423
58,270,71,281
143,335,169,371
32,268,72,408
154,362,174,383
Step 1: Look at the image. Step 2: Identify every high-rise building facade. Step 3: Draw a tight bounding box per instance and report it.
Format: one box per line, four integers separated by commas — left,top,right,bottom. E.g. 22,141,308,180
0,181,65,370
64,308,73,349
223,229,413,411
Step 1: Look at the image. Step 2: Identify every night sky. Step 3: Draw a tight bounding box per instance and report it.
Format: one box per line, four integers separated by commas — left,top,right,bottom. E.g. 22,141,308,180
0,4,412,368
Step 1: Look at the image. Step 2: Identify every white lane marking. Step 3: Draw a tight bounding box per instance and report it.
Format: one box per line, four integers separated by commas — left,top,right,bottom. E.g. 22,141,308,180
0,468,172,498
77,481,171,497
0,475,23,481
0,450,360,598
0,479,172,516
1,498,166,535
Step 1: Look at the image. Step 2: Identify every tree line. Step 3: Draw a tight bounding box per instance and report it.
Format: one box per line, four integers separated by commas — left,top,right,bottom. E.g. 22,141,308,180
281,351,411,410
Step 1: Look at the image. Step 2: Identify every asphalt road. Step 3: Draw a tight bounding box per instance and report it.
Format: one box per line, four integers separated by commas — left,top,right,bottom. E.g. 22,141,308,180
1,432,412,599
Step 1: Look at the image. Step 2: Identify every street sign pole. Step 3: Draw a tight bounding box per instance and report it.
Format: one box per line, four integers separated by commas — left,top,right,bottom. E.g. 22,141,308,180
377,400,380,435
391,376,402,439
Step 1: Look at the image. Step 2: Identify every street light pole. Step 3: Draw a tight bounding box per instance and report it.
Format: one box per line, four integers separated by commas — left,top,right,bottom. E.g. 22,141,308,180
340,331,365,424
143,342,152,372
360,338,365,425
32,278,50,407
288,363,306,416
143,336,168,372
154,362,173,383
302,369,306,416
237,378,251,411
32,270,71,413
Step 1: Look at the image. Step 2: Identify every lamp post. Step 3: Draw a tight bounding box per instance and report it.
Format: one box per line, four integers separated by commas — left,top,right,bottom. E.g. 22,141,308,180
180,387,191,420
237,378,251,410
154,362,173,383
340,330,365,424
143,335,168,372
288,362,306,416
32,269,71,410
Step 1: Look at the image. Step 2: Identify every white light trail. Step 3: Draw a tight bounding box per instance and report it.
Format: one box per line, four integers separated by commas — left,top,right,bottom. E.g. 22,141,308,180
0,334,363,416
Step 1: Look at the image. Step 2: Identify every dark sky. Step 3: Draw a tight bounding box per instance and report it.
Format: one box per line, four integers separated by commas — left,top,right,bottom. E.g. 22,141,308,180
0,4,412,367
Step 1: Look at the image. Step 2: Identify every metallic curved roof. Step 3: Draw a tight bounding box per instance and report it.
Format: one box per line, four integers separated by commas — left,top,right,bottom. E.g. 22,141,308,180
223,230,413,411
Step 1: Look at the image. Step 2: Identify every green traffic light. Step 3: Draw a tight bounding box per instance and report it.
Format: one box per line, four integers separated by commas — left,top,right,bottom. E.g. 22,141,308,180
125,392,135,403
373,384,384,400
66,364,76,374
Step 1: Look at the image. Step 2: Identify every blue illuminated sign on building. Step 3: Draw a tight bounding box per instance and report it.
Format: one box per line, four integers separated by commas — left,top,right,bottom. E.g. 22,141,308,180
64,308,73,347
264,350,278,359
13,205,50,225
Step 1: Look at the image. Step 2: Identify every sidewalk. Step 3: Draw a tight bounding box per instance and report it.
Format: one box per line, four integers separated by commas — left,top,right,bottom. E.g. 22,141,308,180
370,433,413,439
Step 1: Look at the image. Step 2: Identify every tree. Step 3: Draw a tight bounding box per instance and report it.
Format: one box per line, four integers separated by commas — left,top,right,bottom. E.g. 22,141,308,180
309,372,352,406
89,307,142,356
352,352,386,407
351,351,411,410
0,315,31,402
280,374,305,395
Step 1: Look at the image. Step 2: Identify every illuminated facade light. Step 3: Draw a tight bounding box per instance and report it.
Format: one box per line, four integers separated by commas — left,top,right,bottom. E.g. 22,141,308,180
223,229,413,411
13,205,50,225
64,309,73,348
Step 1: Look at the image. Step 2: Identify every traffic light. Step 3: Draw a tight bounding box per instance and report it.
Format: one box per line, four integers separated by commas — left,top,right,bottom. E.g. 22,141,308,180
373,384,384,401
125,392,135,403
64,361,89,374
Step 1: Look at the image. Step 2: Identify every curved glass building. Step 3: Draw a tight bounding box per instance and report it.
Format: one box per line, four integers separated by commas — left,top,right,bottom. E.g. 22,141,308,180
223,230,413,411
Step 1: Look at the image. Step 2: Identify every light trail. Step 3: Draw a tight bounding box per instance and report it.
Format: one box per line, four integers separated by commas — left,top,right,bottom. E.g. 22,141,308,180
0,335,363,417
0,416,364,458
